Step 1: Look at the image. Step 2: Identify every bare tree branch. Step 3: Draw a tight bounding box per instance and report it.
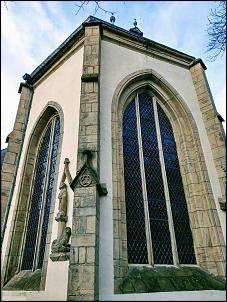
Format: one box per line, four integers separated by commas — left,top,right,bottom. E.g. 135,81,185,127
75,1,115,16
206,1,226,61
2,1,14,11
75,1,89,16
3,1,8,10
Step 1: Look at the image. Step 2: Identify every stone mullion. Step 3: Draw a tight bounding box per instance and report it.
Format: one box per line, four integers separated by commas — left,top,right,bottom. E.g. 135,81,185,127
190,61,226,209
67,24,101,301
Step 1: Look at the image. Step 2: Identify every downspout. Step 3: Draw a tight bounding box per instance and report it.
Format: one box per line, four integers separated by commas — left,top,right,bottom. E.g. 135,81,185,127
1,82,34,245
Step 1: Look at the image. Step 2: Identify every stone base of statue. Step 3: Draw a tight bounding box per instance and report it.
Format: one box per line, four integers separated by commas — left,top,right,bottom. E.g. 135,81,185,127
50,251,70,261
50,227,71,262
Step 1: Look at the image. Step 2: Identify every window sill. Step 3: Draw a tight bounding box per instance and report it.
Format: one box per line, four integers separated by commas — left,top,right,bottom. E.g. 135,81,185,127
3,269,42,291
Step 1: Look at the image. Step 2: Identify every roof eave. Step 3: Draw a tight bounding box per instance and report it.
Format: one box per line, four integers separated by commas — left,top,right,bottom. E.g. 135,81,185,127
28,24,84,85
26,16,203,86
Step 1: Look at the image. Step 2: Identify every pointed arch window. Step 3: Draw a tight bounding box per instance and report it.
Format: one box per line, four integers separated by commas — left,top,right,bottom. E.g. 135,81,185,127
21,114,60,271
123,92,196,265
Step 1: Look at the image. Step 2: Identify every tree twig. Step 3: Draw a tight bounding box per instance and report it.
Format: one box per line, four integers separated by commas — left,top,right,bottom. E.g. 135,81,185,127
206,1,226,61
75,1,115,16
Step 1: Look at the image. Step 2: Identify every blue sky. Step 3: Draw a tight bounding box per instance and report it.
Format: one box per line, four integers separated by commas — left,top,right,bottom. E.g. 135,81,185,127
1,1,226,148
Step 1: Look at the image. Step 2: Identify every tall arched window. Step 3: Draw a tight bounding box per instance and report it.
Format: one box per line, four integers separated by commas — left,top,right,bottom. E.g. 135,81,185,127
20,114,60,271
123,91,196,265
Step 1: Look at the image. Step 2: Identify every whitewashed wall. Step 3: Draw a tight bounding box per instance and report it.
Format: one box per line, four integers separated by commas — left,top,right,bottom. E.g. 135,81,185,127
99,39,226,300
2,45,84,301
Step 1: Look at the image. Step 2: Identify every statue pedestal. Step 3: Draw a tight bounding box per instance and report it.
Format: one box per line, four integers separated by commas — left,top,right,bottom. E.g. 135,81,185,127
50,252,70,261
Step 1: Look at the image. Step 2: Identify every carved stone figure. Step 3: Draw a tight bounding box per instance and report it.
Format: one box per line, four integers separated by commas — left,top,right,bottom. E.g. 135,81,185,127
51,227,71,253
55,182,68,222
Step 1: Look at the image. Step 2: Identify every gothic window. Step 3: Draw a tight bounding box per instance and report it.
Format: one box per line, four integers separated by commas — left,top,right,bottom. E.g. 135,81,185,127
123,92,196,265
20,114,60,271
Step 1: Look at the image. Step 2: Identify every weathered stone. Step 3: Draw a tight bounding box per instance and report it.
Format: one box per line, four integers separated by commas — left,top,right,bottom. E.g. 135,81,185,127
51,227,71,253
86,247,95,264
50,252,70,261
86,216,96,233
120,266,226,293
79,247,86,263
67,23,100,301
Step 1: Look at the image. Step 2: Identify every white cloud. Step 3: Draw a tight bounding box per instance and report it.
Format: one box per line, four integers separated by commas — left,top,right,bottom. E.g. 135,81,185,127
1,70,20,144
1,1,75,148
1,1,225,148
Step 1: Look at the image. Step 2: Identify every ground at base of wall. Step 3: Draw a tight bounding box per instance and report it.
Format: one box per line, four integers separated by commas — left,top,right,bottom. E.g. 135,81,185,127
120,266,226,294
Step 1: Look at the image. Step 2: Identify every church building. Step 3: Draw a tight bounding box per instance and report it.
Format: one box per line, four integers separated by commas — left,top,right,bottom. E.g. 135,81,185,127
1,16,226,301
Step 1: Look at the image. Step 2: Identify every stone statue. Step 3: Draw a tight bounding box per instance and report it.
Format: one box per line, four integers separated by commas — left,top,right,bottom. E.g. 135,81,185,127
55,182,68,222
51,227,71,253
50,158,73,261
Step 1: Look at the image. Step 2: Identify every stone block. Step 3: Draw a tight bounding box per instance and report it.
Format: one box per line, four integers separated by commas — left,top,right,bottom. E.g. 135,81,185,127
1,186,10,198
85,82,94,93
4,152,17,165
75,207,96,217
9,131,23,142
85,36,99,46
209,226,225,246
1,172,14,183
79,247,86,263
194,227,211,248
85,103,92,112
78,265,95,290
91,45,98,54
91,103,98,112
93,66,99,74
14,122,24,131
87,66,94,74
86,216,96,233
92,27,99,36
79,112,98,126
84,45,92,55
70,247,79,264
81,93,98,103
7,142,20,153
75,216,86,234
85,27,93,36
215,261,226,276
72,234,96,247
2,163,14,174
86,247,95,264
85,125,97,135
68,265,80,295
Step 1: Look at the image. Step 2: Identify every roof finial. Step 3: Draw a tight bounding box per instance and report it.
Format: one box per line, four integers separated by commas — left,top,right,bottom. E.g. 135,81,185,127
110,13,115,25
133,18,137,27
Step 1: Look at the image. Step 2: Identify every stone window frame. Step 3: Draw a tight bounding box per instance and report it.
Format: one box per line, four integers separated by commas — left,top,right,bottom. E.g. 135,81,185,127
2,101,64,291
20,112,60,272
111,69,225,293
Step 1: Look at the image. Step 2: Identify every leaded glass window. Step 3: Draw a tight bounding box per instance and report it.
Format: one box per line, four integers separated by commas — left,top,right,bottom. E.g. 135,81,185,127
123,92,196,265
21,114,60,271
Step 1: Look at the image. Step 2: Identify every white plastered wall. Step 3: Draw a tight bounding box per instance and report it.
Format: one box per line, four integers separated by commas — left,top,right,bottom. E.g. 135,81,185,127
99,40,226,300
2,45,84,301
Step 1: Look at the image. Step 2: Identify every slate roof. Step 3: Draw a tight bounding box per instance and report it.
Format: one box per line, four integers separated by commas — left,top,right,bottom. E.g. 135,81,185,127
24,15,199,86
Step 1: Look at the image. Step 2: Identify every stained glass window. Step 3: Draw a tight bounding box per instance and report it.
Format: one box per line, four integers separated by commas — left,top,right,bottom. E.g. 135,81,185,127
21,115,60,270
122,92,196,265
157,104,196,264
123,100,148,264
